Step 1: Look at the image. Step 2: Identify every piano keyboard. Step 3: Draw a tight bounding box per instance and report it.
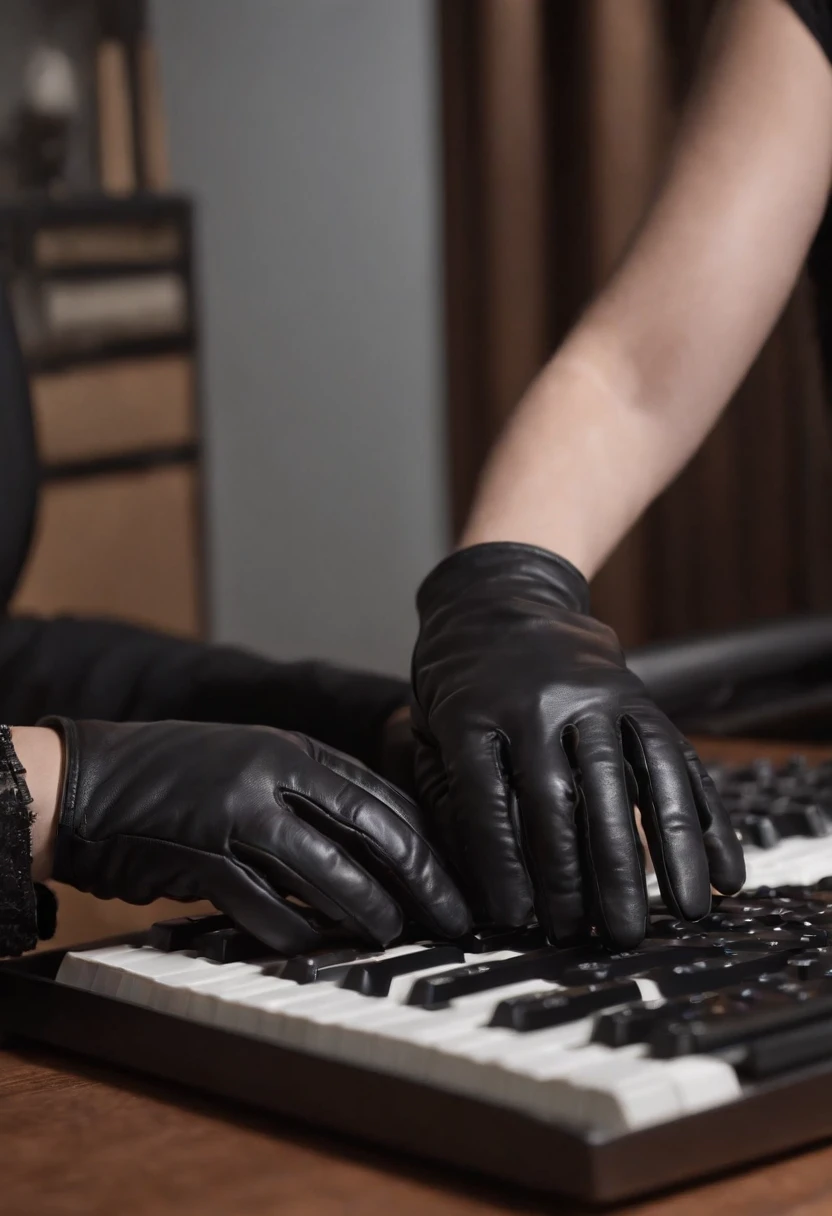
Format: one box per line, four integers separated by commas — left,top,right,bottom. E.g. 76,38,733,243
6,753,832,1204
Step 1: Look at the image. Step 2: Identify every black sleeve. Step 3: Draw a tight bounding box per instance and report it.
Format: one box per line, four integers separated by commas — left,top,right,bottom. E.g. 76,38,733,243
787,0,832,63
0,615,408,771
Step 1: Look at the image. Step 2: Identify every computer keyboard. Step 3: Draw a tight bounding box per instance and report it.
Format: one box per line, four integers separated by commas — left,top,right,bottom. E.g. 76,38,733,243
5,754,832,1203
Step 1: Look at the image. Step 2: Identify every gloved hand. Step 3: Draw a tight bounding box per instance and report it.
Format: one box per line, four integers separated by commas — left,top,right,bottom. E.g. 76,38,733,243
411,542,745,950
44,717,471,955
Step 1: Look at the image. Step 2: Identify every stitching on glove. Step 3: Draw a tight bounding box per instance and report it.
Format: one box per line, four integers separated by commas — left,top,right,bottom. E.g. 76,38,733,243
276,788,450,933
230,829,397,943
277,782,461,927
620,713,675,916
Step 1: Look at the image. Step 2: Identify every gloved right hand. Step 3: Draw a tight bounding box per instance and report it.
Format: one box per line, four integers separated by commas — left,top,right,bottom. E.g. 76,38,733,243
411,543,745,950
43,717,472,955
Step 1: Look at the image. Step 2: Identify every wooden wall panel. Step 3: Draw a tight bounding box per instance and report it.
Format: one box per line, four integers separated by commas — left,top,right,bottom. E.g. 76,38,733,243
12,463,202,637
31,355,194,465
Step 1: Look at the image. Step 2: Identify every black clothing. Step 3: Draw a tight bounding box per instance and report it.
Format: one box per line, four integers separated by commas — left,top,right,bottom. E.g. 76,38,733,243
0,282,413,955
787,1,832,60
0,285,37,609
47,716,470,954
411,543,745,950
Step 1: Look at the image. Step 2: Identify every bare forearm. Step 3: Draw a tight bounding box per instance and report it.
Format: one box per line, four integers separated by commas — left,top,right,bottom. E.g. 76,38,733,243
461,330,703,578
464,0,832,577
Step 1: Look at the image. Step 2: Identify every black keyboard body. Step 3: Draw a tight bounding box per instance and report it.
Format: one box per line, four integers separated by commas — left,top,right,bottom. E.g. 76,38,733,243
4,755,832,1204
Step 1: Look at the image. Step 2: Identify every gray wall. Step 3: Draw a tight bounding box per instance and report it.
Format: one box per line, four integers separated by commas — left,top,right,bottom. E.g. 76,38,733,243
152,0,448,675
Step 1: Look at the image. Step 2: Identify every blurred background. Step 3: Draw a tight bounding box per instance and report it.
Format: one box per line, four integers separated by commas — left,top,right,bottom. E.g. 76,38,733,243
3,0,832,939
3,0,832,672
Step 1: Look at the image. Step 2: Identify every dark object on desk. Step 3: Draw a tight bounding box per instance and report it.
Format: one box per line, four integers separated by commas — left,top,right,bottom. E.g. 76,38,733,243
5,752,832,1205
630,615,832,742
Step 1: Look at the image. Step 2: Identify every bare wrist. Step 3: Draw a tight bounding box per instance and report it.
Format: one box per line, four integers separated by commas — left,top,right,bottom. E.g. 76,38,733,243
12,726,64,883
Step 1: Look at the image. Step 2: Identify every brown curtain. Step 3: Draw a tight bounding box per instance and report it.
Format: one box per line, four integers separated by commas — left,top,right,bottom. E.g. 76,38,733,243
439,0,832,648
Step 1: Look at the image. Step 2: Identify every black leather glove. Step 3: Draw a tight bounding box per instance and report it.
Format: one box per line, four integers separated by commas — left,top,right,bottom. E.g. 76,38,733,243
45,717,471,955
411,542,746,950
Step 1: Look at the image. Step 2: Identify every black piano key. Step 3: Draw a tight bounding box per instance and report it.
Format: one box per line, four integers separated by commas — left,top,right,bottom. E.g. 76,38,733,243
593,990,764,1048
339,945,466,997
453,925,548,954
592,997,702,1047
732,814,780,850
650,949,798,999
148,914,233,952
592,1001,664,1047
191,927,274,963
406,945,604,1009
561,944,734,986
649,982,832,1059
758,925,829,948
751,885,819,901
709,901,777,917
266,947,379,984
698,915,762,935
490,981,642,1032
776,756,809,780
647,919,715,941
786,950,832,982
768,801,830,839
737,1010,832,1079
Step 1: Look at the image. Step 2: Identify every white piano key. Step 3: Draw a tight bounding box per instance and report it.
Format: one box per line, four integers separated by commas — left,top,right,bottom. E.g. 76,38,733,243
661,1055,741,1113
189,974,289,1025
146,962,263,1016
563,1053,681,1132
57,945,139,991
87,947,202,998
114,951,223,1004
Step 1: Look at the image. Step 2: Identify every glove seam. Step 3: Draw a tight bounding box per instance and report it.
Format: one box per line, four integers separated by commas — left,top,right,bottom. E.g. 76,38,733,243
487,729,536,918
229,834,390,942
277,787,456,935
283,770,463,900
619,713,670,922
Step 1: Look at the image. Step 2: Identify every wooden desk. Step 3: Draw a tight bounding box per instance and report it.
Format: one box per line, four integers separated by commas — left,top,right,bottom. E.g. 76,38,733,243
4,738,832,1216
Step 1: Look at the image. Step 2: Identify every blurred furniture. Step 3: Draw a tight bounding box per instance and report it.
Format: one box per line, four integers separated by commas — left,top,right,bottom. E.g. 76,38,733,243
2,739,831,1216
0,191,203,637
439,0,832,648
0,191,207,947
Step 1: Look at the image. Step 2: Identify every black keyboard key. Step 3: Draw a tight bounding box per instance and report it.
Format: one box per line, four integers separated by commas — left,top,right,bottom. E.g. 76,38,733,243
592,996,720,1048
769,801,830,839
148,914,233,952
191,927,274,963
453,925,547,954
490,981,643,1032
732,814,780,850
738,1011,832,1079
561,944,734,985
267,947,379,984
649,982,832,1058
340,946,465,997
650,949,797,999
647,920,716,941
406,945,603,1009
786,950,832,982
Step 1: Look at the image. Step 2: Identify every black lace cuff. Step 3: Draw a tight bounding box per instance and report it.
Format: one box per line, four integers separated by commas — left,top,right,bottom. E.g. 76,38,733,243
0,726,56,956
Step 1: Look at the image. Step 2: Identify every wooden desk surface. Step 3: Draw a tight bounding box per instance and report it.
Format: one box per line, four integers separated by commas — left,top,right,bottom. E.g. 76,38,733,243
5,738,832,1216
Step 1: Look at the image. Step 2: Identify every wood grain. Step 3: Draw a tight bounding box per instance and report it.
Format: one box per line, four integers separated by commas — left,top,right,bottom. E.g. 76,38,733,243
4,737,832,1216
12,464,202,638
31,357,194,465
